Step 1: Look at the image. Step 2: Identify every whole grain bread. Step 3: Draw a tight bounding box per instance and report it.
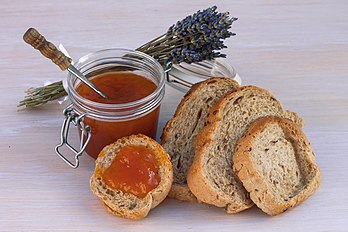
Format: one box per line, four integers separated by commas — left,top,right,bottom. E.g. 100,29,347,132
233,116,321,216
90,134,173,220
161,78,240,202
187,86,303,213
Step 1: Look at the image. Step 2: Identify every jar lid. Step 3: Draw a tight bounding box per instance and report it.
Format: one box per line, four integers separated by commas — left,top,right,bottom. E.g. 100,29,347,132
166,59,241,92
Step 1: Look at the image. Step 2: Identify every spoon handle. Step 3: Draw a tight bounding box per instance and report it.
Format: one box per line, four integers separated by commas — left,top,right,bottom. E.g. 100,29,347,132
23,28,72,71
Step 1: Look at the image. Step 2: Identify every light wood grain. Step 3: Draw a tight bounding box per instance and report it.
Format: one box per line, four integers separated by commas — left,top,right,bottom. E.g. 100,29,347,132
1,0,347,231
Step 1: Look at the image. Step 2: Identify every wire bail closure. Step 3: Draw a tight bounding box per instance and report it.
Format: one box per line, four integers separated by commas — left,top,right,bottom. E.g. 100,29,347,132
55,104,91,168
166,60,241,93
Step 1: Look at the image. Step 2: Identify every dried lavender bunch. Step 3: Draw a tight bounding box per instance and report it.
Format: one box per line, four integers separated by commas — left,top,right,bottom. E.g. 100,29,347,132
138,6,237,65
19,81,66,108
18,6,237,108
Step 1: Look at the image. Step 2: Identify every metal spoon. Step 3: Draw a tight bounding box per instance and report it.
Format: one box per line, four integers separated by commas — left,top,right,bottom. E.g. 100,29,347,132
23,28,108,99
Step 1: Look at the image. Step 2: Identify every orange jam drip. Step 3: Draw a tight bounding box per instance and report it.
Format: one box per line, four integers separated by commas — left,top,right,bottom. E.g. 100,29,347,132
102,145,161,198
75,72,160,159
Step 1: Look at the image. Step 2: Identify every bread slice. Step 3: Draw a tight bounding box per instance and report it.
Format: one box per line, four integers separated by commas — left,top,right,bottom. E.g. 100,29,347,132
187,86,303,213
233,116,321,216
161,78,240,202
90,134,173,220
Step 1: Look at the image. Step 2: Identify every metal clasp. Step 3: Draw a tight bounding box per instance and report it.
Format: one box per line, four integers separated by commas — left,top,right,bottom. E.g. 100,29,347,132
55,104,91,168
165,60,241,93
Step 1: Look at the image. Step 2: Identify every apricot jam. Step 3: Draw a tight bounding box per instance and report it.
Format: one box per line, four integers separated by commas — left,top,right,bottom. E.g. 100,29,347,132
76,72,160,159
77,72,157,104
102,145,161,198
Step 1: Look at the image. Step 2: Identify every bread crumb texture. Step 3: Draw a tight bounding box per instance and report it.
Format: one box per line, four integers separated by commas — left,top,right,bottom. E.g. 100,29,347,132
161,78,239,202
233,117,321,216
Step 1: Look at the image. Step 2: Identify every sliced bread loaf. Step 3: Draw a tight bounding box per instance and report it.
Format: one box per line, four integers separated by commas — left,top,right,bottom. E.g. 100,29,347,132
161,77,240,202
187,86,303,213
90,134,173,220
233,116,321,216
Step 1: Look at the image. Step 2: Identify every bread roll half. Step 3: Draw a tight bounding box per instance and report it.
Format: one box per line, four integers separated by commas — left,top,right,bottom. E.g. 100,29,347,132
90,134,173,220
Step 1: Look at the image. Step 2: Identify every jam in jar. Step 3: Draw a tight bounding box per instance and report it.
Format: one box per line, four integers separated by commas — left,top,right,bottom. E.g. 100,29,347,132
76,71,160,158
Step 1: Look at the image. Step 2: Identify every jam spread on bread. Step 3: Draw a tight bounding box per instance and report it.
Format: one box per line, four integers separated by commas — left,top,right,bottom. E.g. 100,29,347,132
102,145,161,198
76,72,159,159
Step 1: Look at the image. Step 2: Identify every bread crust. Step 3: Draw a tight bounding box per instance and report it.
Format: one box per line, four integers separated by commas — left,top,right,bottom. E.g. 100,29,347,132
90,134,173,220
233,116,321,216
188,135,252,212
162,77,239,142
187,94,253,213
188,86,304,213
161,77,240,202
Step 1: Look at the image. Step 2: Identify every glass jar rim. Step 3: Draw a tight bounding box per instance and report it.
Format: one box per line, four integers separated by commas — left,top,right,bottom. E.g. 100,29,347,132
67,48,166,111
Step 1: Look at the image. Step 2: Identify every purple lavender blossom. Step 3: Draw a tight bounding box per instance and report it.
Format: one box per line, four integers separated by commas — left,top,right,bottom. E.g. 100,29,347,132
167,6,237,64
137,6,237,65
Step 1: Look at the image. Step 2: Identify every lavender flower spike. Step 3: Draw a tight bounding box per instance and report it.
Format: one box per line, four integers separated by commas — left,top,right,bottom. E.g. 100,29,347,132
166,6,237,64
138,5,237,65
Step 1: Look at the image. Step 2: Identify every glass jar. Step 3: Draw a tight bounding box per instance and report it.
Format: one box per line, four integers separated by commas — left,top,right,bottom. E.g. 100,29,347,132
55,49,165,168
166,59,241,92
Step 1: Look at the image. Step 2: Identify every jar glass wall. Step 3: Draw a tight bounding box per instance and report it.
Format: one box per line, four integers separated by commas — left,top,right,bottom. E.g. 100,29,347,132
66,49,165,159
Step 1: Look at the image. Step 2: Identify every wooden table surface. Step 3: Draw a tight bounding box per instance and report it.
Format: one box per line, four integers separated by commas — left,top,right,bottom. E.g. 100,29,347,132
1,0,347,231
